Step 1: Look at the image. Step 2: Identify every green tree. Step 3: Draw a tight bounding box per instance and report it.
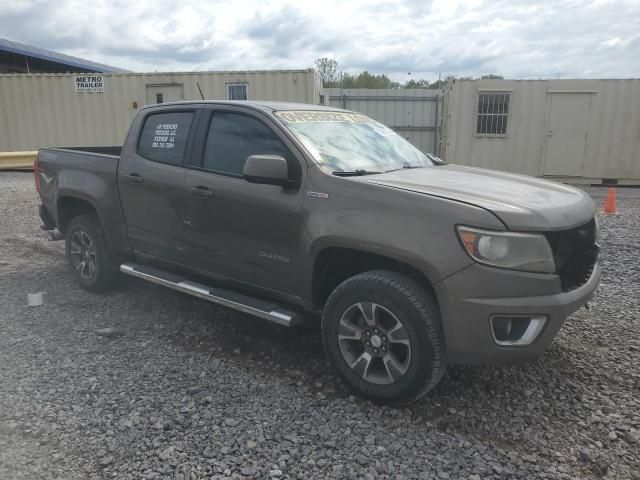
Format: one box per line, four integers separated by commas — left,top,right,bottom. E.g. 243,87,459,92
404,79,430,89
339,71,398,88
428,75,454,89
480,74,504,79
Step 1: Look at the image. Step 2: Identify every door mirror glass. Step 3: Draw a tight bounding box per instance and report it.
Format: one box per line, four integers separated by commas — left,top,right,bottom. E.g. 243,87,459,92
243,155,290,186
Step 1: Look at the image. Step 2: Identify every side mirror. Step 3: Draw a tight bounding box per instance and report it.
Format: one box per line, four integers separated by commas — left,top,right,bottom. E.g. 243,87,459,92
243,155,290,186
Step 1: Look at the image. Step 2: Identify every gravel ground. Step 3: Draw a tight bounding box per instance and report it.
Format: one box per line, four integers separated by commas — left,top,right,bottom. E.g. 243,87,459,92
0,171,638,480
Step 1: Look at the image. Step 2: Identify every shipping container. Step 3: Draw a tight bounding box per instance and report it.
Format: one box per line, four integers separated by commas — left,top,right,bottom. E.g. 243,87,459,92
440,79,640,183
0,70,322,152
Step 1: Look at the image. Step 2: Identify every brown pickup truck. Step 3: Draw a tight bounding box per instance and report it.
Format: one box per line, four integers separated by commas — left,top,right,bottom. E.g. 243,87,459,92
35,101,600,405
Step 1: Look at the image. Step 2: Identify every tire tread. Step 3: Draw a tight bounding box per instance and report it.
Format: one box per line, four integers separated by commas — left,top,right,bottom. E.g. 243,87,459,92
323,269,447,406
65,214,118,292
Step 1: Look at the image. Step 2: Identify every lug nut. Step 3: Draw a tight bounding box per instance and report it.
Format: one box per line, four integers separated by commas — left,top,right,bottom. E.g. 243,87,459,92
365,341,371,346
365,331,371,336
382,346,387,352
373,328,379,334
373,348,379,354
382,336,387,342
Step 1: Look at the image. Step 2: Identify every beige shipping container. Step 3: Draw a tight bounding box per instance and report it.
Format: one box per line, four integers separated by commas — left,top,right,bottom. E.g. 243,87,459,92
440,79,640,183
0,69,322,152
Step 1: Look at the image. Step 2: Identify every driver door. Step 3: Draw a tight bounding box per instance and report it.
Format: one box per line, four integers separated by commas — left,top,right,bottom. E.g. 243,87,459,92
179,107,305,297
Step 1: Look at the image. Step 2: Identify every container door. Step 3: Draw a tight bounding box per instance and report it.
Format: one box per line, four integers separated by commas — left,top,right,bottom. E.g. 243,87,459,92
145,84,184,105
543,93,592,176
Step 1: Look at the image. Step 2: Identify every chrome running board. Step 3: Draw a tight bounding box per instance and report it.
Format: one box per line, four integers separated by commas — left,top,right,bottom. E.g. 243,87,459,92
120,263,300,327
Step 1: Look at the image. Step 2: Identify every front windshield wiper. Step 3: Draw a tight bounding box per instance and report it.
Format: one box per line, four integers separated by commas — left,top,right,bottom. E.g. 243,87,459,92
384,164,426,173
426,153,446,165
332,169,383,176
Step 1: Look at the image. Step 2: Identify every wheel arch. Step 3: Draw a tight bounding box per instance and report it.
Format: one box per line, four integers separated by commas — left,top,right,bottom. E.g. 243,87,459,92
309,244,440,310
57,195,100,233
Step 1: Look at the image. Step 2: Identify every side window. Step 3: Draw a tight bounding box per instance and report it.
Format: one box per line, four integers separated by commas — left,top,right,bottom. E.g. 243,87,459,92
203,112,299,178
226,83,248,100
138,112,194,165
476,93,510,136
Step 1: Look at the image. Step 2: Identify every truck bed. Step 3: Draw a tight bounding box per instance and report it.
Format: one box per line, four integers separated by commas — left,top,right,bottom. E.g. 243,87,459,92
36,145,130,255
59,146,123,157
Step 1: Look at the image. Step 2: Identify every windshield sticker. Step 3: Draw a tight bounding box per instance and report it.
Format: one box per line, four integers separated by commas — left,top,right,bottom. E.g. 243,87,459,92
152,123,178,149
276,111,376,125
371,124,396,136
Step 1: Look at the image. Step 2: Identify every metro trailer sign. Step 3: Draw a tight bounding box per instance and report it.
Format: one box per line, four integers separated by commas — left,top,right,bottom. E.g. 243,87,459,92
74,75,104,93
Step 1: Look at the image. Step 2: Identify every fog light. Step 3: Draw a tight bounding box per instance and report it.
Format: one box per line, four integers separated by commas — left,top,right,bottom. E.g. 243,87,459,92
492,317,513,340
490,315,546,346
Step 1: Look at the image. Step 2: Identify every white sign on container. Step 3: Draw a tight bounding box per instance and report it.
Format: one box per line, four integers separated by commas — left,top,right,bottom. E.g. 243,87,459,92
74,75,104,93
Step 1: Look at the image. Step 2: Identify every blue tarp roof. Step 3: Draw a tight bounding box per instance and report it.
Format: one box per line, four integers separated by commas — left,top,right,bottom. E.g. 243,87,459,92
0,38,129,73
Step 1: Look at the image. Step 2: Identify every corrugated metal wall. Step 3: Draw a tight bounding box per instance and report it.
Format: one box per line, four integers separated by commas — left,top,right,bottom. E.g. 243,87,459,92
582,80,640,180
441,79,640,182
325,88,442,154
0,70,321,151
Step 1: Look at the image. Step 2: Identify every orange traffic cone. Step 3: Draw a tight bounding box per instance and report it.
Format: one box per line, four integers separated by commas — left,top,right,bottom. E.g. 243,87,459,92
602,187,618,215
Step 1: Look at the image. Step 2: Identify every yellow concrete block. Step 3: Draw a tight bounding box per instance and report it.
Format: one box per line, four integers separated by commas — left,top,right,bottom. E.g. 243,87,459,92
0,151,38,170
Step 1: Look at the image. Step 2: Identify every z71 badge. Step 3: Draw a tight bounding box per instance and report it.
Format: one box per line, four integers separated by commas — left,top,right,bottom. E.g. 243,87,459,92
258,251,290,263
307,191,329,199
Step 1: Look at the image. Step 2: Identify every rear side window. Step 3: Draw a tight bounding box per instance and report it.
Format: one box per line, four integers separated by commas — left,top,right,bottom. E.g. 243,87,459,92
203,112,297,177
138,112,194,165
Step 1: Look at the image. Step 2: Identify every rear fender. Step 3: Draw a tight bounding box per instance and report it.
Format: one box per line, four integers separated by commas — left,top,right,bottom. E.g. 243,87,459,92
56,169,131,255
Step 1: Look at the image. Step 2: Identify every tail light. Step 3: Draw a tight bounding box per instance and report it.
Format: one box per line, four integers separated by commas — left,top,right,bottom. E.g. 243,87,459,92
34,153,41,192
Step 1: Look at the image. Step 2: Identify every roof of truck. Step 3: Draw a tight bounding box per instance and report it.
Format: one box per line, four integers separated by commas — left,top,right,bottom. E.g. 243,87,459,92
140,100,345,113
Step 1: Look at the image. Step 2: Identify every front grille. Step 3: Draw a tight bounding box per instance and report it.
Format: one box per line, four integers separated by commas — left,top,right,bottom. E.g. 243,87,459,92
544,219,598,292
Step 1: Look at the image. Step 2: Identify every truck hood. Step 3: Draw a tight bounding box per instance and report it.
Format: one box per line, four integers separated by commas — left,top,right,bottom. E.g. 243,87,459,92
357,165,595,230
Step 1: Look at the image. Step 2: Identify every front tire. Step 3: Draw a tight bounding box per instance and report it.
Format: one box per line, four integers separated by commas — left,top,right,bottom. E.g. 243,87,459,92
322,270,446,405
65,214,118,292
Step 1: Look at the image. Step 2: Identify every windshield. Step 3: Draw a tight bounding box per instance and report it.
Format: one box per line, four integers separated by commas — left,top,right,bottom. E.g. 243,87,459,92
275,111,434,173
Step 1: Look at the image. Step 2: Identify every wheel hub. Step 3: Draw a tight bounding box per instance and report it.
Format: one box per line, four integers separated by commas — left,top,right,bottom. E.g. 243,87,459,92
337,302,412,385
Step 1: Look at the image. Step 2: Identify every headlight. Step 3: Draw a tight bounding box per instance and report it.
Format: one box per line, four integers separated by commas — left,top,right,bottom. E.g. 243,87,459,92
457,226,555,273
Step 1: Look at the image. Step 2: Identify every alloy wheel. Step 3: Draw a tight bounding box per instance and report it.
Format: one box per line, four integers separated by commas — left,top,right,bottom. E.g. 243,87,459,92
338,302,412,385
69,230,97,280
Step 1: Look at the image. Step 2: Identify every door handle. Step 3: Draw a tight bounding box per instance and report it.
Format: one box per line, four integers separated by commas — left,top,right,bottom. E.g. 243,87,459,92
188,186,214,198
125,173,144,183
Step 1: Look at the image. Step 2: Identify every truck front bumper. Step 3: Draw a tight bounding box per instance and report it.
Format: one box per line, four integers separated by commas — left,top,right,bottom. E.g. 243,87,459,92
434,261,601,365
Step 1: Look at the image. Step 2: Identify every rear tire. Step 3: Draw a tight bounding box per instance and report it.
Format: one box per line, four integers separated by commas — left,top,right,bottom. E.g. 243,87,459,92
65,214,118,292
322,270,446,406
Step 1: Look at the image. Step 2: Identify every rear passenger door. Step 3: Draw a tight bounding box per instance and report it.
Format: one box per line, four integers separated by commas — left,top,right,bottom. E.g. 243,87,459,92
180,107,305,297
118,108,198,262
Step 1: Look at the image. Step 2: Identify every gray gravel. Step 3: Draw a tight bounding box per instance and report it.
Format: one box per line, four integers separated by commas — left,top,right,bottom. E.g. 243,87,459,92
1,171,638,480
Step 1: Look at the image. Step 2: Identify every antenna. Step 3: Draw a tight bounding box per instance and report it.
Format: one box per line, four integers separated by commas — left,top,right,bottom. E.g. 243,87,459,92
196,81,205,100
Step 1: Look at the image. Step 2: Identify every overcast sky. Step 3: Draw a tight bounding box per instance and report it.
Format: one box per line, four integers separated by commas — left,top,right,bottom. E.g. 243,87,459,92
3,0,639,81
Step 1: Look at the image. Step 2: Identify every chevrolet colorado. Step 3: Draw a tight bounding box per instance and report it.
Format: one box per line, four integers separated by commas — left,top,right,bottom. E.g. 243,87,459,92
35,101,600,405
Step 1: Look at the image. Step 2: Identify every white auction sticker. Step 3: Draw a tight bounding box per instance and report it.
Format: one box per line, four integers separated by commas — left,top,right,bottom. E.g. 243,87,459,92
74,75,104,93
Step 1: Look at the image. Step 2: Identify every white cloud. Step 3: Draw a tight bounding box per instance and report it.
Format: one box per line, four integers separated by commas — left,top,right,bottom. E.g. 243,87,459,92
1,0,638,80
